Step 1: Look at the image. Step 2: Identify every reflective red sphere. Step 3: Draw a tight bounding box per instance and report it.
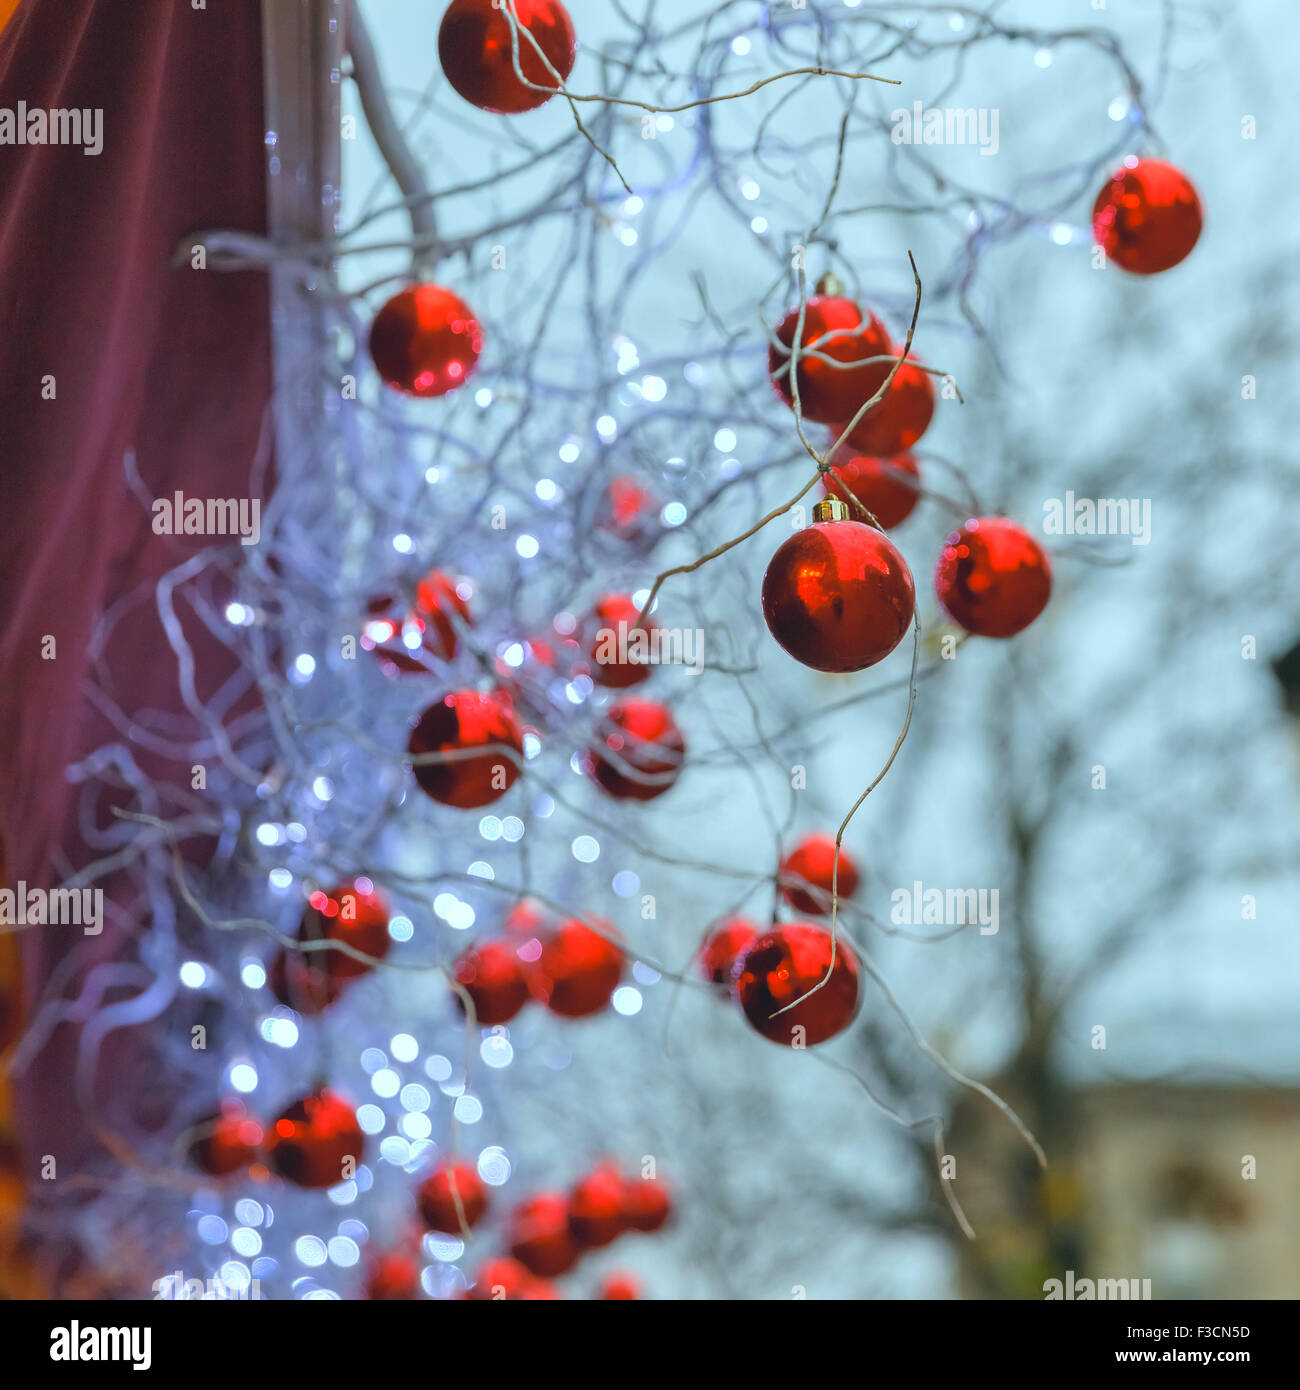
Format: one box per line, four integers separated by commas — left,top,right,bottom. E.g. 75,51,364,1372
1092,158,1202,275
700,917,760,989
599,1272,643,1300
465,1257,557,1301
622,1176,672,1232
452,939,531,1026
934,517,1052,638
733,924,860,1047
267,1090,365,1189
408,690,524,808
298,878,390,983
762,519,915,672
190,1100,263,1178
369,284,483,397
567,1163,628,1248
419,1160,488,1233
822,447,921,530
842,356,935,456
583,593,654,689
779,834,860,916
585,698,685,801
507,1193,581,1277
531,919,623,1018
438,0,576,114
267,948,345,1015
362,570,471,674
769,296,893,425
365,1252,421,1300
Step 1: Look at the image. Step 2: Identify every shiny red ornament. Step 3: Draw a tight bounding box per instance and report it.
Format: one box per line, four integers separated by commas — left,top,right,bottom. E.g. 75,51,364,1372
298,878,390,983
1092,158,1202,275
700,918,759,990
934,517,1052,638
419,1160,488,1233
599,1272,642,1300
507,1193,581,1277
769,296,893,425
583,594,655,689
465,1257,558,1301
363,570,471,674
567,1163,628,1249
733,924,860,1047
267,948,344,1016
841,356,935,456
267,1090,365,1189
601,475,657,539
585,698,685,801
531,919,623,1018
190,1100,263,1178
504,896,553,939
779,834,860,916
452,939,531,1026
365,1252,421,1300
438,0,576,114
762,518,915,673
369,284,483,397
622,1176,672,1232
408,689,524,808
822,447,921,530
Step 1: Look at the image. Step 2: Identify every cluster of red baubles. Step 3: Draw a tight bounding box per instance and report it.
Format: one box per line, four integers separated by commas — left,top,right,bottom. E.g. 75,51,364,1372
451,904,626,1025
190,1088,365,1191
268,879,392,1016
699,833,865,1047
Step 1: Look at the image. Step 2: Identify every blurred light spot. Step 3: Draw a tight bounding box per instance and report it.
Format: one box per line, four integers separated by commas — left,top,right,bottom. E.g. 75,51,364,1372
425,1054,453,1083
516,534,539,559
391,1033,419,1064
360,1048,387,1074
232,1227,262,1258
179,961,207,989
392,533,413,553
478,1147,511,1185
633,959,662,985
197,1215,228,1245
241,960,267,990
371,1068,400,1099
501,816,524,842
612,870,640,897
388,915,413,942
356,1104,386,1135
613,986,643,1016
380,1136,412,1166
328,1237,360,1268
714,428,737,452
572,835,600,863
535,478,558,501
661,501,687,526
481,1033,513,1069
229,1063,258,1094
453,1095,483,1124
596,415,618,441
295,1236,328,1267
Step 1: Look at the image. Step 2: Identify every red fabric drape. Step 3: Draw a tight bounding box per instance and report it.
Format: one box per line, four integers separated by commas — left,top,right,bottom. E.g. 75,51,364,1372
0,0,271,1227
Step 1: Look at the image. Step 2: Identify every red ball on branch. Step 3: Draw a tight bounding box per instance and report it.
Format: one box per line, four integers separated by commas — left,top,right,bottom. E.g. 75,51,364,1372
584,698,685,801
408,689,524,808
582,593,655,689
599,1272,643,1300
438,0,576,114
934,517,1052,638
267,948,345,1016
699,917,760,990
464,1257,559,1301
452,939,531,1026
762,506,915,673
369,285,483,397
733,924,860,1047
419,1160,488,1234
840,355,935,457
769,295,893,425
507,1192,581,1277
189,1100,263,1178
531,919,624,1018
362,570,472,674
622,1176,672,1232
567,1163,629,1249
1092,158,1202,275
267,1090,365,1189
364,1252,421,1300
779,834,860,917
297,878,391,984
822,446,921,530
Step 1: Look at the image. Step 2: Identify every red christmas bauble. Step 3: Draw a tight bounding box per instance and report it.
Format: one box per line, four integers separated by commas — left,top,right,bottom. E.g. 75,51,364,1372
822,447,921,530
369,285,483,397
841,356,935,456
531,919,623,1018
584,698,685,801
779,834,860,916
452,940,531,1026
419,1160,488,1233
762,519,915,673
438,0,576,114
465,1257,557,1301
365,1252,421,1300
622,1176,672,1232
267,1090,365,1189
1092,158,1202,275
504,896,554,939
733,924,860,1047
601,475,658,539
408,689,524,808
599,1272,642,1300
362,570,471,674
700,918,759,989
298,878,390,983
934,517,1052,638
267,948,344,1015
567,1163,628,1249
583,594,654,689
190,1100,263,1178
769,296,893,425
507,1193,581,1277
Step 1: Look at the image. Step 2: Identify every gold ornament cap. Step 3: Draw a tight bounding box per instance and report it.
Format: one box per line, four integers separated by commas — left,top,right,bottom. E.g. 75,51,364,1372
812,497,849,523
